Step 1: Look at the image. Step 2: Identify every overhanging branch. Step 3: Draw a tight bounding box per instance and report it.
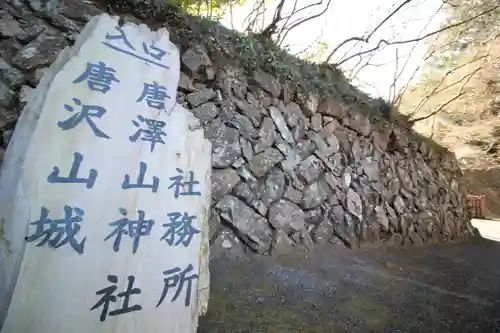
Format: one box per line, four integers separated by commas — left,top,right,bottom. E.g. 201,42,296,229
325,0,415,63
328,4,500,66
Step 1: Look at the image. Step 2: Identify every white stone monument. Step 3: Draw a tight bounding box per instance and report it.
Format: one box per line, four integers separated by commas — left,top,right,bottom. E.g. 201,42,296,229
0,14,211,333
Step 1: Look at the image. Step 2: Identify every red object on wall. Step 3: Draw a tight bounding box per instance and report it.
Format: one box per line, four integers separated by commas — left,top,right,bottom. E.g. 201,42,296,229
467,194,486,219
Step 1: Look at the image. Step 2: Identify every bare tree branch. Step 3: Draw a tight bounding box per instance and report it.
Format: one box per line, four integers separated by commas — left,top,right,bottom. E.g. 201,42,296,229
281,0,323,22
337,3,402,63
408,52,486,117
275,0,300,41
392,32,471,108
277,0,332,46
389,48,401,103
390,3,444,100
337,39,364,64
429,115,436,139
442,0,458,8
330,4,500,66
248,0,331,46
243,0,266,32
410,42,492,123
353,79,384,97
259,0,288,38
354,57,402,68
336,14,404,66
410,92,465,123
295,31,324,57
325,0,415,63
261,1,267,31
347,49,379,79
393,62,421,108
433,55,488,92
229,0,234,30
386,3,448,105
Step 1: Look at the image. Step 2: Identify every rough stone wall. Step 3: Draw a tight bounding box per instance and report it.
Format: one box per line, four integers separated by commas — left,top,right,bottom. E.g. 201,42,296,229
0,0,477,257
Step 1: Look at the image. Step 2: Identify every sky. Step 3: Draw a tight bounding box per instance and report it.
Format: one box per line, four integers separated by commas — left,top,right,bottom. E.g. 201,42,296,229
219,0,448,100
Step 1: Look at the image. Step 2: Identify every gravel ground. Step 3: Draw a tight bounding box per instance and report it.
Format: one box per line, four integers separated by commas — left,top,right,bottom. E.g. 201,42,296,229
198,236,500,333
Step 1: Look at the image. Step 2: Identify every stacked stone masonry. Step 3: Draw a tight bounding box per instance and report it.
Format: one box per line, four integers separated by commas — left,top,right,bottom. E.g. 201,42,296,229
0,0,477,257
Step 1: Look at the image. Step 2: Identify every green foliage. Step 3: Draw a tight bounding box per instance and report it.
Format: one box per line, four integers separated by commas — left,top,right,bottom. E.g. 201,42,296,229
183,0,246,19
224,30,389,117
142,0,246,19
301,40,329,62
233,32,296,79
232,32,336,95
194,19,375,109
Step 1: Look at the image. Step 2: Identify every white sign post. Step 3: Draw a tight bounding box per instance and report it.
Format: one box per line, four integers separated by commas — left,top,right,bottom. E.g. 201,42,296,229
0,14,210,333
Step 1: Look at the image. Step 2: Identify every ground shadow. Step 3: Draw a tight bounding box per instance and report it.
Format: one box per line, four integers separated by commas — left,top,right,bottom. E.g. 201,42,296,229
198,239,500,333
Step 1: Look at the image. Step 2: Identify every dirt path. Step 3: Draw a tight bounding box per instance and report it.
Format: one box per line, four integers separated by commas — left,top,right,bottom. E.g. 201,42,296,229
198,236,500,332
